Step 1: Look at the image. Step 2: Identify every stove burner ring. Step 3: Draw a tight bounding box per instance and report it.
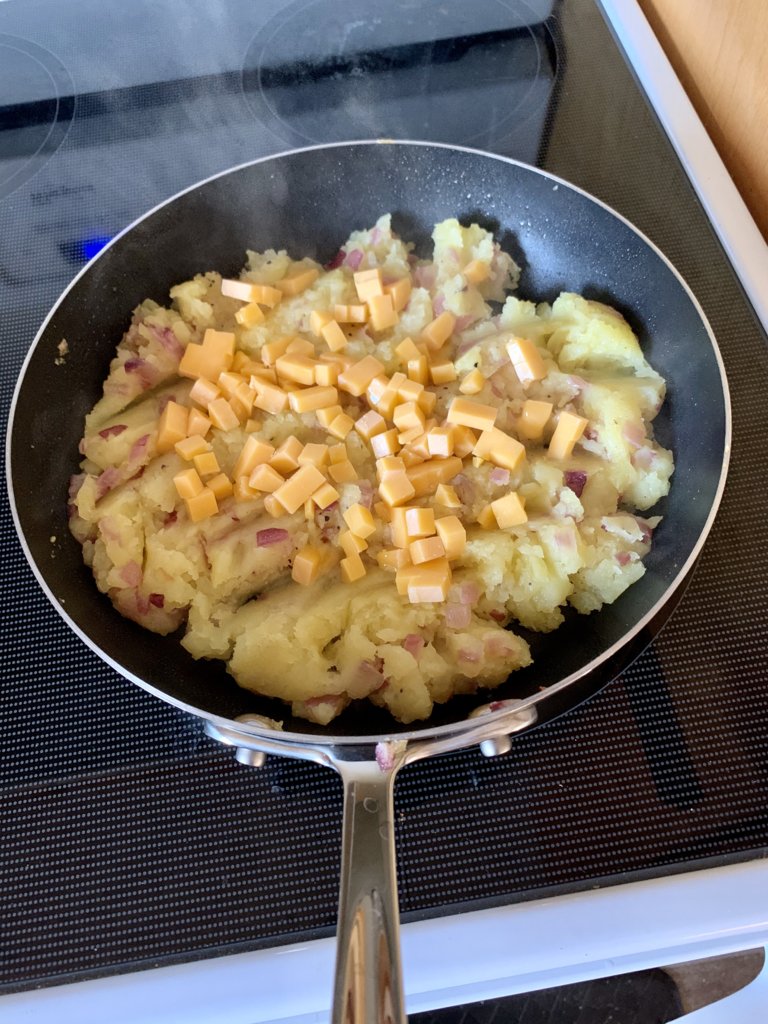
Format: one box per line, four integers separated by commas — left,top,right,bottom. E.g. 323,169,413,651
0,35,75,202
242,0,558,150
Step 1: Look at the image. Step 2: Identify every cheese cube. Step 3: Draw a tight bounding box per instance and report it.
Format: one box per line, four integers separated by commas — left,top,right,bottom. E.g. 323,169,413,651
370,429,399,458
312,482,340,509
252,381,289,415
276,353,317,386
434,483,461,508
421,311,456,351
452,425,477,458
395,336,422,363
156,401,189,454
233,475,258,502
321,320,348,352
174,467,205,500
327,413,355,440
409,536,446,564
517,399,553,440
310,310,335,337
273,464,327,514
288,385,338,414
186,487,219,523
366,374,392,407
389,507,411,548
278,267,319,296
463,259,490,284
248,464,285,493
339,531,368,557
476,505,497,529
405,558,452,603
328,459,358,483
298,443,329,468
317,404,343,428
491,491,528,528
377,548,411,571
506,336,546,384
207,473,233,501
343,503,376,540
354,268,384,303
248,284,282,307
230,383,255,421
374,500,392,523
393,401,426,434
399,446,424,468
376,455,406,479
397,426,423,447
314,361,338,387
234,436,275,477
417,390,437,416
385,277,412,312
270,436,304,474
397,378,423,403
333,304,368,323
355,410,387,441
435,516,466,559
338,355,386,397
221,278,259,303
340,552,367,583
328,443,348,465
244,417,262,434
378,472,416,507
548,411,588,460
395,561,422,595
189,378,221,408
429,357,457,385
193,451,220,478
208,398,241,432
292,545,323,586
372,385,399,420
368,293,398,332
286,337,316,357
446,397,498,432
426,426,454,458
263,494,284,518
406,456,463,498
473,427,526,473
261,336,293,366
235,301,265,327
405,507,435,538
179,330,235,382
407,355,429,385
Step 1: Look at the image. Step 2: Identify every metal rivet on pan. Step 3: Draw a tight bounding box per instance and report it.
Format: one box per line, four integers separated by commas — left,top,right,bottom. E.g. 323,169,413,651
235,747,267,768
479,736,512,758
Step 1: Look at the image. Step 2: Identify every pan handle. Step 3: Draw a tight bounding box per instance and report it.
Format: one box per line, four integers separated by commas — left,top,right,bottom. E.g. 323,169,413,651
332,759,406,1024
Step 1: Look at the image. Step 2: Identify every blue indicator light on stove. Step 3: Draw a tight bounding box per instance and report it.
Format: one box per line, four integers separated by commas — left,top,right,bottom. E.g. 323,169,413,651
80,235,112,261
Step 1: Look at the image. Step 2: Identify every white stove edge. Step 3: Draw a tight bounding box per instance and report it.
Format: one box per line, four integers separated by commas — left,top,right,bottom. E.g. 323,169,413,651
4,2,768,1021
2,860,767,1023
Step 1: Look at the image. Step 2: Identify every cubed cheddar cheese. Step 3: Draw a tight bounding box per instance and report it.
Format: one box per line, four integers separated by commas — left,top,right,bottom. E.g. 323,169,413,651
491,491,528,528
328,443,348,465
310,310,335,337
245,417,262,434
406,456,463,498
193,451,220,478
273,464,327,514
291,545,324,585
459,368,485,395
405,507,435,538
234,436,275,477
261,336,293,366
393,401,425,433
548,411,588,460
321,319,348,352
426,426,454,458
252,381,289,415
385,277,412,312
377,548,411,571
317,404,343,428
248,284,282,308
289,385,338,414
377,455,406,479
355,410,387,441
407,355,429,385
338,355,385,397
298,443,329,468
379,471,416,507
270,436,304,474
506,336,546,384
473,427,526,473
312,482,340,509
446,397,497,432
517,399,553,440
179,330,235,382
248,463,285,493
343,503,376,539
263,494,284,518
189,378,221,408
417,390,437,416
208,397,241,432
230,383,255,421
186,487,219,523
397,378,423,403
333,304,368,324
435,515,466,559
276,353,317,386
463,259,490,284
409,536,446,565
156,401,189,454
235,301,265,327
421,311,455,351
233,475,258,503
405,558,452,603
340,553,367,583
174,467,205,500
327,413,355,440
328,459,358,483
370,429,399,458
339,531,367,558
221,278,258,303
286,337,316,357
429,357,457,385
452,424,477,458
207,473,233,501
354,268,384,303
314,361,338,386
278,267,319,296
216,370,243,398
395,336,422,363
476,505,497,529
434,484,461,508
368,293,398,332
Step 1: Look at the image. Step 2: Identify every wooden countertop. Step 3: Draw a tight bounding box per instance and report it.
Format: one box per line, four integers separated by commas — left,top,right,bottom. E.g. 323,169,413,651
637,0,768,241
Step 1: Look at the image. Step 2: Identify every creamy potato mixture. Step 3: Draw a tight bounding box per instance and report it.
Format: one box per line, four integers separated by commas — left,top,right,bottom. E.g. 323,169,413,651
68,216,673,724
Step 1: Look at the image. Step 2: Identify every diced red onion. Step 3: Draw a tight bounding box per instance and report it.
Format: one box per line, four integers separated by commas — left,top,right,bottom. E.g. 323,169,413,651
151,325,184,360
120,561,142,588
454,313,477,332
490,467,510,487
95,467,121,499
632,446,656,469
256,528,289,547
622,421,645,449
343,249,364,271
370,226,383,245
403,634,424,657
357,479,374,510
564,470,587,497
432,292,446,315
484,635,514,658
445,603,471,629
489,609,506,623
163,510,178,527
325,249,345,270
616,552,631,566
413,265,436,289
375,742,396,772
98,424,127,440
448,581,480,605
149,593,165,607
554,529,576,549
68,473,87,501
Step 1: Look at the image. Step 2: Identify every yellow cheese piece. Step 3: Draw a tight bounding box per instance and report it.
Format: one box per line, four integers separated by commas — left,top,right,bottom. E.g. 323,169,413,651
230,384,256,423
291,545,323,586
366,374,392,407
328,459,358,484
340,552,367,583
247,463,284,493
186,487,219,523
179,330,235,382
327,413,355,440
368,293,399,332
221,278,259,303
286,337,315,357
354,268,384,303
269,436,304,474
334,304,368,324
273,464,327,514
261,336,293,367
434,483,461,508
377,548,411,571
378,471,416,507
418,391,437,416
232,352,259,374
354,410,387,441
473,427,526,473
278,267,319,296
517,399,553,441
435,515,466,559
476,505,496,529
192,451,220,478
406,456,463,498
263,494,284,518
409,536,446,565
339,531,368,558
405,558,452,603
548,411,589,460
338,355,386,397
405,507,435,538
288,385,339,414
451,425,476,458
376,455,406,479
297,443,329,468
506,336,546,384
247,284,282,308
426,426,454,458
174,467,205,500
314,361,338,387
421,311,456,351
252,381,289,415
407,355,429,385
463,259,490,284
397,378,423,403
235,301,265,327
395,336,422,363
244,417,262,434
446,397,498,432
189,378,221,408
370,429,399,458
374,500,392,523
398,426,423,447
276,352,317,386
207,397,241,432
343,503,376,540
393,401,426,433
310,310,335,337
187,408,212,438
385,277,412,312
389,507,411,548
312,481,340,509
317,404,343,428
234,436,275,477
429,357,457,385
491,491,528,528
206,473,233,501
328,443,348,465
321,320,348,353
156,401,189,454
233,475,258,502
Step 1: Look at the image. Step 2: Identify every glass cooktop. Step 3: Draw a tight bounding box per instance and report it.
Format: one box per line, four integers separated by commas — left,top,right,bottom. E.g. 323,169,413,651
1,0,767,995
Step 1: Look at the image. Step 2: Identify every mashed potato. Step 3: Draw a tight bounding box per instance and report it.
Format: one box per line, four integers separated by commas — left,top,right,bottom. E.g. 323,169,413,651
69,215,672,725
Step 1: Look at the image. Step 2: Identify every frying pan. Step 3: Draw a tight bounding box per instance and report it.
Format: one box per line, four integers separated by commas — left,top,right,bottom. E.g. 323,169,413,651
8,141,730,1022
